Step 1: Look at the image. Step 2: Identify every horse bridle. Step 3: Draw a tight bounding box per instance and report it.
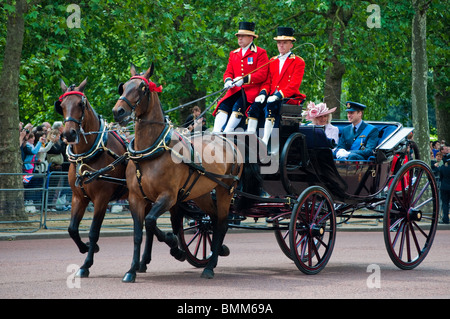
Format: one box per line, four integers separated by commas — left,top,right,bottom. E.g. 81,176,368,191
54,90,87,126
117,76,163,121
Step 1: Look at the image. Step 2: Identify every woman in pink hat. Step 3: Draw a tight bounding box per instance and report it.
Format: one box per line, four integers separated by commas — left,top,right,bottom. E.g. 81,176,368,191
302,101,339,147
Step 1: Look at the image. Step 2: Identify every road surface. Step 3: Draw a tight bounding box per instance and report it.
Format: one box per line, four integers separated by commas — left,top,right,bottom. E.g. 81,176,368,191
1,230,449,300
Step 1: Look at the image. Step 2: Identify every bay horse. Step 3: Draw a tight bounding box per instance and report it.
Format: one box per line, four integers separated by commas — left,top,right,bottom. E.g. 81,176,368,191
113,64,243,282
55,78,128,278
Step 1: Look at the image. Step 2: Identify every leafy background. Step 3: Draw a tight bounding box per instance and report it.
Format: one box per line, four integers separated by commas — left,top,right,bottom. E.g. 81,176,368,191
0,0,448,133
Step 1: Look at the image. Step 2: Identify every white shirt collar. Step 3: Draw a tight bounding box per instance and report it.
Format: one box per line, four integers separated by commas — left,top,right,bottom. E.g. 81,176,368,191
278,51,291,73
241,42,253,57
278,51,291,60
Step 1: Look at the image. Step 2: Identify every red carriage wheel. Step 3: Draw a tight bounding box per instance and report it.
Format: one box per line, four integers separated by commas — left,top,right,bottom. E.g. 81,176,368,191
383,160,439,270
178,212,213,268
273,215,293,260
289,186,336,275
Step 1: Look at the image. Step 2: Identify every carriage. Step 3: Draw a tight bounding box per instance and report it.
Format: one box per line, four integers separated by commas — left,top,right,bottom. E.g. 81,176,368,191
59,64,438,281
175,103,439,275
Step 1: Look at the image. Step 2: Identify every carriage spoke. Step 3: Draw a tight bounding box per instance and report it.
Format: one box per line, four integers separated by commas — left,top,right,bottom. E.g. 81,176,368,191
409,224,422,257
411,180,429,208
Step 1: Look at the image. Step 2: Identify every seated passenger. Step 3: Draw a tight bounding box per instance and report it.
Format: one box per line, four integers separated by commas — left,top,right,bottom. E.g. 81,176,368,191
334,102,379,160
302,101,339,147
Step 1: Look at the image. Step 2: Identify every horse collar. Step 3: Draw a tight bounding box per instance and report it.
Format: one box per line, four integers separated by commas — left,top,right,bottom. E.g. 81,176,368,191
127,123,172,161
67,117,108,163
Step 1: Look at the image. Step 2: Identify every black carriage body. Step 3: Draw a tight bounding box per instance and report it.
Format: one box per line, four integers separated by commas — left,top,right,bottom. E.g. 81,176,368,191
178,104,438,274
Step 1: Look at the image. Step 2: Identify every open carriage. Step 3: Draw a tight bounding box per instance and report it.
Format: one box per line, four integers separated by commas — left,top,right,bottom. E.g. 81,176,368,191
177,104,439,275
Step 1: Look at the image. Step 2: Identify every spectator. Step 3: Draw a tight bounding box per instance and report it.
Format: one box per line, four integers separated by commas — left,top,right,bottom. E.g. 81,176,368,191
431,140,441,158
42,122,52,133
407,132,420,159
438,151,450,224
22,133,44,174
46,130,65,171
432,151,443,185
35,129,59,173
183,105,206,133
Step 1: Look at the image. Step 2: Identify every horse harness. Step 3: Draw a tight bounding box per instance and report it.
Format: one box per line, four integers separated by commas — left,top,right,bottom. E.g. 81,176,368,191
66,117,129,199
127,122,241,203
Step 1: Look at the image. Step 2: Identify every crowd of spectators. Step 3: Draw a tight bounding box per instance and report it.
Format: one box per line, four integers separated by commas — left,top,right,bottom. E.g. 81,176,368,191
19,121,71,213
430,139,450,224
19,121,68,174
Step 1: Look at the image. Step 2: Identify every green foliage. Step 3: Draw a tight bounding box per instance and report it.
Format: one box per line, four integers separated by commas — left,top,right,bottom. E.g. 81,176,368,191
3,0,447,128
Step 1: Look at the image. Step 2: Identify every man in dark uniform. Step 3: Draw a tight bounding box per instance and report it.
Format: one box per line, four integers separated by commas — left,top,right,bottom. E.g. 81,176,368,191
438,147,450,224
212,22,269,132
334,102,379,160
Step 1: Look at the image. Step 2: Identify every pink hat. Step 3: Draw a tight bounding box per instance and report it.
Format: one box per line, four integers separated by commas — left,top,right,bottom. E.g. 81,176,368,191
302,101,336,120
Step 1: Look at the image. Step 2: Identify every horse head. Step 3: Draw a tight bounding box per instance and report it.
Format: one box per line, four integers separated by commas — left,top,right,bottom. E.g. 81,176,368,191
54,78,88,144
113,63,162,126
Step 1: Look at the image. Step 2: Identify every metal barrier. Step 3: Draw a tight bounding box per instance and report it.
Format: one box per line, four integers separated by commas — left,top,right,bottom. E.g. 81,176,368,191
0,173,46,232
0,170,172,233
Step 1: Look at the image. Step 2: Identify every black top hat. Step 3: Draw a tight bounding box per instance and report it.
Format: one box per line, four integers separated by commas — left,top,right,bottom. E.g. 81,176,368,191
345,101,367,112
235,21,258,38
273,27,296,42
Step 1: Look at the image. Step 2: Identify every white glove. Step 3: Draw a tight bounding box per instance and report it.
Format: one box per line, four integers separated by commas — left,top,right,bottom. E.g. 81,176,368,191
336,149,350,159
224,80,234,89
254,94,266,103
233,76,244,87
267,95,279,103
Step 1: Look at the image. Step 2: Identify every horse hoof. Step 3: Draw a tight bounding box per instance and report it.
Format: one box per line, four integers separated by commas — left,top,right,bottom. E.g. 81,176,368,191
122,272,136,283
75,268,89,278
79,244,89,254
171,247,186,262
201,268,214,279
166,232,179,248
86,242,100,253
219,244,230,257
138,264,147,273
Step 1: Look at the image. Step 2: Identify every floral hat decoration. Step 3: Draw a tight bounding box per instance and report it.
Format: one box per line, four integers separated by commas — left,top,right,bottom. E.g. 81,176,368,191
301,101,336,120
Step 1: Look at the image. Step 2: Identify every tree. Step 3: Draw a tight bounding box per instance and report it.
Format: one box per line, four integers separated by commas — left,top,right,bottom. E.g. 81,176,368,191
0,0,28,220
411,0,432,164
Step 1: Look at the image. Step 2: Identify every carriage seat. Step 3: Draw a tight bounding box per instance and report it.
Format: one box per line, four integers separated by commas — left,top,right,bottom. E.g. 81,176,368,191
280,103,304,127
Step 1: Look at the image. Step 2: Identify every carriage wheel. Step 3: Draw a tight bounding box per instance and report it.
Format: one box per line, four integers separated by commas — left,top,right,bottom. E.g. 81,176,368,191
273,215,293,260
383,160,439,270
177,203,213,268
289,186,336,275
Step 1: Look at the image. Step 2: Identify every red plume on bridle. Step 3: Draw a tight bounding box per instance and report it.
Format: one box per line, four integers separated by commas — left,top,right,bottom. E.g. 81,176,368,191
130,76,163,93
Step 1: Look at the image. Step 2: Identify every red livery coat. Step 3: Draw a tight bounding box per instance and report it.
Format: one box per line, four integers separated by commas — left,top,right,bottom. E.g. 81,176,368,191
259,53,305,105
213,43,269,116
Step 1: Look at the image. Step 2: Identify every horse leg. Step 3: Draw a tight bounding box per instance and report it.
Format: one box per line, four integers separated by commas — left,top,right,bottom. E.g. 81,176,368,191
122,197,146,283
168,205,186,262
76,200,107,278
138,202,154,273
144,195,179,254
201,188,231,279
68,196,90,254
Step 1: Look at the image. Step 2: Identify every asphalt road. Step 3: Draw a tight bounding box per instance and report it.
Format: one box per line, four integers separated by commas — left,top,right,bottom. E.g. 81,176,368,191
1,230,449,300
